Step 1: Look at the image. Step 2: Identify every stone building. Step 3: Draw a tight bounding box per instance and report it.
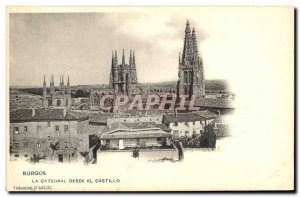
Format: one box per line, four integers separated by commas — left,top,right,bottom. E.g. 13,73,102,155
109,50,139,96
42,75,72,108
10,108,90,163
163,111,217,139
177,20,205,99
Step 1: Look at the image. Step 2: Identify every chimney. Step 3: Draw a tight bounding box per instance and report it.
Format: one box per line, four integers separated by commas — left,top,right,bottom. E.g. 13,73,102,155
31,108,35,117
63,108,67,117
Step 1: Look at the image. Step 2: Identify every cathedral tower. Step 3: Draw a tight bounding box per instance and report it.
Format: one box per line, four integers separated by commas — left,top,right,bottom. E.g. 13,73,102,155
109,49,138,96
177,20,205,99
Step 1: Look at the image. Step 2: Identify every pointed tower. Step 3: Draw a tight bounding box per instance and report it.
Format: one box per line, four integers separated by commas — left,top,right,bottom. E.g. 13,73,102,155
42,75,48,107
61,75,65,94
50,75,55,95
182,20,193,62
177,20,205,99
109,51,114,89
122,49,125,66
67,75,71,94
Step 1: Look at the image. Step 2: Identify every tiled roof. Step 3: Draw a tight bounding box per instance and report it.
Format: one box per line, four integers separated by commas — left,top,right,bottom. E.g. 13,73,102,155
10,108,89,122
193,110,218,119
196,98,235,109
103,122,171,133
101,128,172,139
163,112,207,124
88,112,114,124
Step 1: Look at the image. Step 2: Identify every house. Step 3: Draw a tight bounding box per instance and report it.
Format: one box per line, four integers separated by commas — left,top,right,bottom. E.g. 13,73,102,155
195,98,235,115
163,110,218,139
100,122,172,150
10,108,90,163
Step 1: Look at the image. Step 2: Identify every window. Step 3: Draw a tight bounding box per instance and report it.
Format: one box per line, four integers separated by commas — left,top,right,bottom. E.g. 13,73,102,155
15,154,19,158
184,122,189,126
24,154,28,158
47,122,50,127
14,127,19,134
124,120,126,122
37,143,41,148
157,137,162,142
64,125,68,132
23,142,28,148
105,139,110,144
55,125,59,131
65,142,68,148
37,126,41,132
24,126,28,131
174,122,178,126
15,143,19,148
137,119,139,122
47,136,51,140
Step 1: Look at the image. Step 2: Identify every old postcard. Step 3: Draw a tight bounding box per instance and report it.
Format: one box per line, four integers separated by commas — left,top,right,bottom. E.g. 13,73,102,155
6,7,294,191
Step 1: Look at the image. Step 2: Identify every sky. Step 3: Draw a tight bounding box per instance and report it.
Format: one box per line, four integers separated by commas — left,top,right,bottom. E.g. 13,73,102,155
9,7,293,87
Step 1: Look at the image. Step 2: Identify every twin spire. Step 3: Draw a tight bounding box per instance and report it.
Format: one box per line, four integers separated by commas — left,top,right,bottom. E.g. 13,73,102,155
112,49,135,66
44,74,70,86
181,20,199,63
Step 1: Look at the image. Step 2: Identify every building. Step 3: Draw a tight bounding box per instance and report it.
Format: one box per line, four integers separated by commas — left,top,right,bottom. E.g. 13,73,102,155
196,98,235,115
42,75,72,108
100,122,172,150
177,20,205,99
10,108,90,163
163,111,217,139
109,50,139,96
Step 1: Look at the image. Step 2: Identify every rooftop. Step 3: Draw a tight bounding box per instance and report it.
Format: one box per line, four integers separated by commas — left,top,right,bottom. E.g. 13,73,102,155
163,110,218,124
196,98,235,109
10,108,89,122
101,128,172,140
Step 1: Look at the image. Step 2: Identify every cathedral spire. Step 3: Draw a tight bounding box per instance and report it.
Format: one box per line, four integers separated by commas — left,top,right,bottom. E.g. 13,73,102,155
192,27,198,59
62,75,64,85
182,20,192,62
67,75,70,85
114,50,118,65
129,50,132,66
112,50,114,66
133,51,135,65
122,49,125,65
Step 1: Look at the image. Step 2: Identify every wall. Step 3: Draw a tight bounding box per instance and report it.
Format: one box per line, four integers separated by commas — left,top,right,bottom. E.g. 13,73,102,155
10,119,89,163
168,119,215,138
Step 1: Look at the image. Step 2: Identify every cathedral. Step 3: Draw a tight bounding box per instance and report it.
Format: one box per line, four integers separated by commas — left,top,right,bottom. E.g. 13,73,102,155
109,49,139,96
177,20,205,99
42,75,72,107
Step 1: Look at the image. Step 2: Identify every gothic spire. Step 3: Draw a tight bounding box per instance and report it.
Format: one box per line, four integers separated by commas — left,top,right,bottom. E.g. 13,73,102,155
129,50,132,66
43,75,46,84
112,50,114,66
114,50,118,65
133,51,135,65
62,75,64,85
192,27,198,59
182,20,193,62
122,49,125,65
67,75,70,85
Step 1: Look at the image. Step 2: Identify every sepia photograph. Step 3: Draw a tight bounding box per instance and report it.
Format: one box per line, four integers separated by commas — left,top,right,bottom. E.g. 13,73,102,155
6,6,294,192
